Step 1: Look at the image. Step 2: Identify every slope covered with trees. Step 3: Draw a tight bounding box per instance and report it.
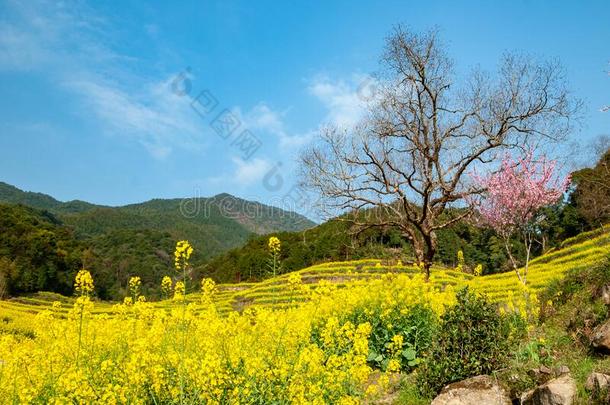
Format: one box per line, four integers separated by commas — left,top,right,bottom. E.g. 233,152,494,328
0,183,315,299
203,213,530,283
0,183,315,260
0,204,82,297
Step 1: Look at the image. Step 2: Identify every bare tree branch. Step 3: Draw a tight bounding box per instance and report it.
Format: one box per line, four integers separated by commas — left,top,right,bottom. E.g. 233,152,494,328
299,27,580,279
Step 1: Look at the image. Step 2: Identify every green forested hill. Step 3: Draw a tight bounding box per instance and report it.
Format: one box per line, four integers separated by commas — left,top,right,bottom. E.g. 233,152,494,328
0,182,315,299
203,206,582,283
203,215,502,283
83,228,176,299
60,194,313,259
0,179,586,295
0,204,83,297
0,204,178,299
0,182,315,260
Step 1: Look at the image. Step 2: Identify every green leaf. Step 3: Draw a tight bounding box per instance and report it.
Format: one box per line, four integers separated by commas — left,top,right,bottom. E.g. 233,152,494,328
402,348,416,361
367,351,378,362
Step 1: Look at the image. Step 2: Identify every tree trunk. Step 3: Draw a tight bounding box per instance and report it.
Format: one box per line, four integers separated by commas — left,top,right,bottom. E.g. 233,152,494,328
423,261,432,282
504,236,525,285
523,230,533,285
422,230,436,282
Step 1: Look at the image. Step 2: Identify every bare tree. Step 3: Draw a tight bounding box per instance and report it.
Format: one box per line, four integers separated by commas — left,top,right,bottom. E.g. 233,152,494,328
299,27,580,280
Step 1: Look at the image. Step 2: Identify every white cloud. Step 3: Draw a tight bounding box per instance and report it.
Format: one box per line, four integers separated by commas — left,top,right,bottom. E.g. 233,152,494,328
0,1,206,159
241,103,314,151
307,73,377,129
232,157,273,185
0,1,116,72
0,23,49,70
64,75,206,159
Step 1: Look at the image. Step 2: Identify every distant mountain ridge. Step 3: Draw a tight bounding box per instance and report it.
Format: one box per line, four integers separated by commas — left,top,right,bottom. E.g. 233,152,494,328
0,181,315,260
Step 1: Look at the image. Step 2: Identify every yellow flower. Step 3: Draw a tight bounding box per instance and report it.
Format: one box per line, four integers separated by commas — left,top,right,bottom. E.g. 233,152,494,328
268,236,281,255
201,278,217,297
128,276,141,298
453,250,464,272
389,334,403,354
161,276,173,298
174,240,194,270
387,359,401,373
173,281,185,300
288,273,302,290
74,269,94,296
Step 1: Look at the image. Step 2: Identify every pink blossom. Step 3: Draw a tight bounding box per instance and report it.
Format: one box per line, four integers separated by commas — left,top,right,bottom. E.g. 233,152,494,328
468,151,569,284
470,152,569,235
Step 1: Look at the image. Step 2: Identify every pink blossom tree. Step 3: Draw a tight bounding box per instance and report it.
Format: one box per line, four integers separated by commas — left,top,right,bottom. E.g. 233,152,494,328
470,152,569,284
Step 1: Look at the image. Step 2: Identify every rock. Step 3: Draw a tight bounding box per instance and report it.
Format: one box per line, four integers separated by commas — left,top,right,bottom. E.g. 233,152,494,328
539,365,552,375
521,374,576,405
600,284,610,305
528,368,542,380
554,365,570,376
520,389,534,404
591,319,610,353
528,366,553,384
585,372,610,392
431,375,511,405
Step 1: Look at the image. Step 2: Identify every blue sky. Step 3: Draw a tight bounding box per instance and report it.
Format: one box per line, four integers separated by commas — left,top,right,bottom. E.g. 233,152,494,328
0,0,608,217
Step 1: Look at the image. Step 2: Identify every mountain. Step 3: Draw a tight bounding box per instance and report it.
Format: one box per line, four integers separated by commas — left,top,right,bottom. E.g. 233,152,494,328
0,182,315,299
0,182,315,260
0,182,101,213
0,181,63,211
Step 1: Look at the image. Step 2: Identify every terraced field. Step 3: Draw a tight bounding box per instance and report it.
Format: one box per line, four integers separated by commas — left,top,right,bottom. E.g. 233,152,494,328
468,226,610,301
1,226,608,336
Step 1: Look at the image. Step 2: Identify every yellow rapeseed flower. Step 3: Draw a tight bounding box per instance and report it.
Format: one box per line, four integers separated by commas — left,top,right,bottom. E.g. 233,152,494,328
173,281,185,300
268,236,281,254
129,276,141,298
74,269,94,296
174,240,194,270
161,276,173,298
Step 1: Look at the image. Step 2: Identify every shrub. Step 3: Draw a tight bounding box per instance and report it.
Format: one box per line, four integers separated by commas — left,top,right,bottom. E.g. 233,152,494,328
417,287,519,397
311,302,438,373
539,256,610,346
356,304,437,372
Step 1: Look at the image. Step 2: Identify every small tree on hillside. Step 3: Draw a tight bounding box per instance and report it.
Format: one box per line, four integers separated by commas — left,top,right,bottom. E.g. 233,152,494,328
571,145,610,227
300,27,579,280
469,152,569,284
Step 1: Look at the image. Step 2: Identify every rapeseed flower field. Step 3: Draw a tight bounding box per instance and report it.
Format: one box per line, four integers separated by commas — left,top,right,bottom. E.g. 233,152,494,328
0,227,608,403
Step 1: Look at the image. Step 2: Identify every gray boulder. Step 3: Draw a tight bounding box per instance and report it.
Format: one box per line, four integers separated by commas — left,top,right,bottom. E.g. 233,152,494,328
431,375,511,405
592,319,610,353
585,372,610,392
520,374,576,405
